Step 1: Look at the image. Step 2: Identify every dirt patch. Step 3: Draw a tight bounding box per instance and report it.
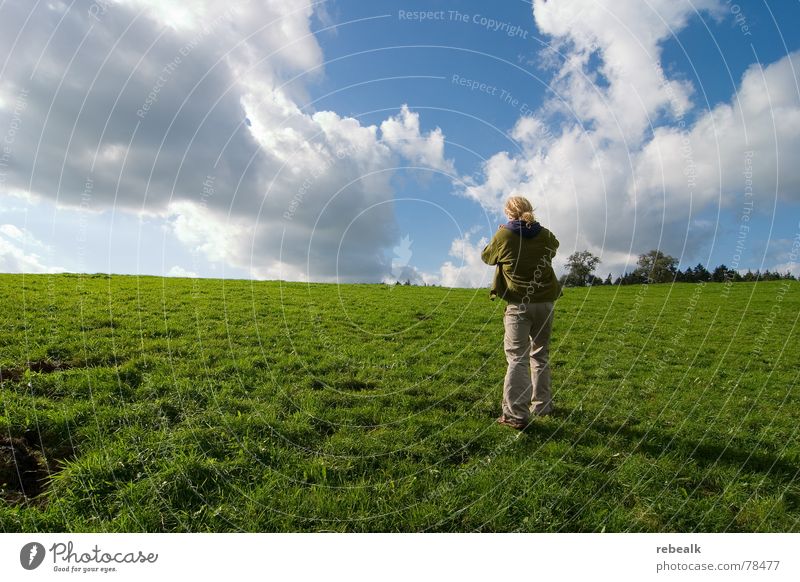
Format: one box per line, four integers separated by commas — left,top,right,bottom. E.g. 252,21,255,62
0,437,48,502
0,359,73,383
0,432,75,505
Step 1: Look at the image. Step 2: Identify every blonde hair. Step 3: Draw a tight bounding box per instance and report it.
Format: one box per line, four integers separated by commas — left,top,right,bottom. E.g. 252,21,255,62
504,196,536,226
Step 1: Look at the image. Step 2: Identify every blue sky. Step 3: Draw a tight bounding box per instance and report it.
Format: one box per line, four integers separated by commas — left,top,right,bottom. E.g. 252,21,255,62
1,0,799,283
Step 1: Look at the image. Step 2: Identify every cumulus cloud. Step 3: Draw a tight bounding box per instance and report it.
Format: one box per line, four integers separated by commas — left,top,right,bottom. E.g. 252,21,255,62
0,0,457,282
771,261,800,277
764,235,800,276
380,105,455,173
4,0,796,284
438,231,491,288
533,0,721,143
419,230,491,288
0,225,62,273
165,265,197,278
0,224,37,245
460,0,800,276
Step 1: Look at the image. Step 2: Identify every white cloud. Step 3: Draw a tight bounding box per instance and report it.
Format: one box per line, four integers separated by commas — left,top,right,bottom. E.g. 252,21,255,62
251,260,310,282
421,230,491,289
460,151,527,214
0,224,25,241
391,234,413,270
0,1,456,283
380,105,455,174
771,261,800,277
165,265,198,278
0,227,62,273
0,223,48,250
532,0,721,143
114,0,323,73
165,97,459,282
461,0,800,278
168,201,246,264
767,235,800,276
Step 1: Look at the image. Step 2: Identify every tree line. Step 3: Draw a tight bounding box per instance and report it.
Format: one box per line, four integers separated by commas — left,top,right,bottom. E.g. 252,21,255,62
562,249,797,287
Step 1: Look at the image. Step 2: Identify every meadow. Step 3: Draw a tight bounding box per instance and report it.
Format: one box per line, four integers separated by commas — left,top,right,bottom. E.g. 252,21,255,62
0,273,797,532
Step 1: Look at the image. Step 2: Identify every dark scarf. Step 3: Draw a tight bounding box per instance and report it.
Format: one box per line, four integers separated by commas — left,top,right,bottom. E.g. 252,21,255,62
503,219,542,238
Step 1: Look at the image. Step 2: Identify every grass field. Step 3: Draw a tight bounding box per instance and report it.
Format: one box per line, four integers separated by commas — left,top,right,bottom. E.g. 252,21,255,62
0,273,798,532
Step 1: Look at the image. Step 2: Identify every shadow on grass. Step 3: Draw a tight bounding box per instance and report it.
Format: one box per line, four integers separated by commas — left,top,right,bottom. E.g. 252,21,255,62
588,419,800,487
515,408,798,489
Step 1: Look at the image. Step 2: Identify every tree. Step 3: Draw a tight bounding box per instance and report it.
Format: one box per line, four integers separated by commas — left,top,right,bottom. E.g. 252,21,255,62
564,250,601,287
711,264,741,283
604,273,613,285
618,271,640,285
712,264,733,283
693,263,711,282
635,250,678,283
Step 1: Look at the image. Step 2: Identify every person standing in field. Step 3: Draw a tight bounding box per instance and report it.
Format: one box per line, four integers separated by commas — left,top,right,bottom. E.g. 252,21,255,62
481,196,562,430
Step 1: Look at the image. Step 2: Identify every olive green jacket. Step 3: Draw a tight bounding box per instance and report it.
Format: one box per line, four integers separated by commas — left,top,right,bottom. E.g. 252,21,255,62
480,224,562,303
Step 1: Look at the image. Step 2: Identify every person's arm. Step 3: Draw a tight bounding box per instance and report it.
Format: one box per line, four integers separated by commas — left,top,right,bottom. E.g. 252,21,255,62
481,229,502,265
545,230,559,260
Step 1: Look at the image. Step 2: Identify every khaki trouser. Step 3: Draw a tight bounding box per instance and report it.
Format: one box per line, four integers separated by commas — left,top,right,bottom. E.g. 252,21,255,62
502,301,554,422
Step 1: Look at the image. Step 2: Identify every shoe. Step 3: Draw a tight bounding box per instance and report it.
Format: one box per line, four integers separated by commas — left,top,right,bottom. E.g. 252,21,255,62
496,415,528,430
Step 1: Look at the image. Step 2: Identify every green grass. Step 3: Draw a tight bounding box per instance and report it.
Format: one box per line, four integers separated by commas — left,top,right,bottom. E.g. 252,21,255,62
0,273,798,532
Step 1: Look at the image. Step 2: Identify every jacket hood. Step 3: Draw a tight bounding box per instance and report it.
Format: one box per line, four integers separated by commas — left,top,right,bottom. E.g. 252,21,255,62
503,219,542,238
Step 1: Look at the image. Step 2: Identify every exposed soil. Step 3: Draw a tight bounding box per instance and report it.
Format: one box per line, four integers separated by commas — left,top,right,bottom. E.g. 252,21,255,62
0,431,76,505
0,359,73,383
0,437,48,502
